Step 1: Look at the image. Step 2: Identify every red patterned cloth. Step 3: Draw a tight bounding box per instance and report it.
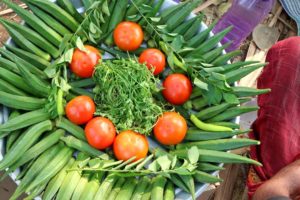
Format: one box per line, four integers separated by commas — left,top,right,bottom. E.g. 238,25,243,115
247,37,300,198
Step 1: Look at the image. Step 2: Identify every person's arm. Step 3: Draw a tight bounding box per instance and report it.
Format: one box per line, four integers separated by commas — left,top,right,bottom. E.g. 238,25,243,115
253,160,300,200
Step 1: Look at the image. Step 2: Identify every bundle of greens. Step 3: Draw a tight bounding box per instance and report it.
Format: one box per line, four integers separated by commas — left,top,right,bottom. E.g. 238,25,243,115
93,58,163,134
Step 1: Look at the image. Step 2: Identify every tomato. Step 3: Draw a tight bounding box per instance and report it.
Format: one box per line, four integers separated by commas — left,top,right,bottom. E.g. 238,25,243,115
70,45,101,78
154,112,187,145
113,21,144,51
66,96,95,125
139,48,166,75
85,117,116,150
113,130,148,161
162,74,193,105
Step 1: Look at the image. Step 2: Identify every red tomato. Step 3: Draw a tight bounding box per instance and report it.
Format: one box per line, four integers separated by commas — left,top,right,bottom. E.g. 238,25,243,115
65,96,95,125
113,21,144,51
139,48,166,75
70,45,101,78
85,117,116,150
113,130,148,161
154,112,187,145
162,74,193,105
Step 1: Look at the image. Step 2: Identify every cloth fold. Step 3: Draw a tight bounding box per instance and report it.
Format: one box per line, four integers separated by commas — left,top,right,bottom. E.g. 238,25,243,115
280,0,300,35
247,36,300,198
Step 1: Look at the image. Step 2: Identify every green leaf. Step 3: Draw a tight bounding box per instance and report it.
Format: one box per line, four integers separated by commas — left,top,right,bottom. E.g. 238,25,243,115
75,37,86,52
171,36,184,52
149,17,161,23
157,155,172,171
202,84,223,105
194,78,208,91
187,146,199,164
63,48,74,63
223,92,239,104
171,155,178,169
102,0,110,16
148,160,160,172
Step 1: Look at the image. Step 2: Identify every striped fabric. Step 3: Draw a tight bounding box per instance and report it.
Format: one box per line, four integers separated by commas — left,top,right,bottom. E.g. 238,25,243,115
280,0,300,35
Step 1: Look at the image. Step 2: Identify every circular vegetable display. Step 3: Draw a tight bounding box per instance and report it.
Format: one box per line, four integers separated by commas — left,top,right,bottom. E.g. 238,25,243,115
0,0,266,199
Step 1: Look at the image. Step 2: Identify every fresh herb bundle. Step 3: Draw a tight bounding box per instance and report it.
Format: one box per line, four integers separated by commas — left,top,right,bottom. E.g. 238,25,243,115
93,58,163,134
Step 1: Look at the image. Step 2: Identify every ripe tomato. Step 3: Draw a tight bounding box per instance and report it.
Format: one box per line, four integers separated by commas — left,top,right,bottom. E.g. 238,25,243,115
162,74,193,105
85,117,116,150
70,45,101,78
113,130,148,161
139,48,166,75
66,96,95,125
113,21,144,51
154,112,187,145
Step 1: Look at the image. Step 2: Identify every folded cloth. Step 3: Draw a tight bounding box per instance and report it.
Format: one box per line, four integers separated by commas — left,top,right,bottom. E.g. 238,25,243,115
280,0,300,35
247,36,300,198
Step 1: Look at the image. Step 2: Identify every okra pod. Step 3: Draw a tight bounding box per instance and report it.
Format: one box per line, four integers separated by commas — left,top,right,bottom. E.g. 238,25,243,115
177,138,260,151
60,136,109,159
43,158,75,200
56,117,86,141
2,0,62,47
188,26,232,55
71,172,90,200
4,44,50,70
131,176,151,200
151,175,167,200
107,177,126,200
195,102,234,120
232,86,271,97
0,47,47,78
0,79,27,96
0,109,50,132
187,20,217,48
206,106,259,122
23,0,79,32
184,129,250,141
0,91,46,111
0,20,51,60
184,15,203,41
193,170,222,183
10,144,63,200
163,181,175,200
0,120,52,170
25,146,73,193
225,63,267,84
10,129,65,171
171,148,262,165
198,163,224,172
115,177,138,200
211,50,241,66
27,3,72,36
94,174,118,200
57,0,84,22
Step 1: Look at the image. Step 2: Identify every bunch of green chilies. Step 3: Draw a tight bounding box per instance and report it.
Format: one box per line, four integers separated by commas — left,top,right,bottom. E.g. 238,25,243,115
0,0,270,199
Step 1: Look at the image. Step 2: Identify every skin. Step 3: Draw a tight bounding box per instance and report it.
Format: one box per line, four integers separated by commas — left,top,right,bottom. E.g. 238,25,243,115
253,159,300,200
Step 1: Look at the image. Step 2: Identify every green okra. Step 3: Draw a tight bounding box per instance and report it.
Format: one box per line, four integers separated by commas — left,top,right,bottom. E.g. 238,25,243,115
184,129,250,141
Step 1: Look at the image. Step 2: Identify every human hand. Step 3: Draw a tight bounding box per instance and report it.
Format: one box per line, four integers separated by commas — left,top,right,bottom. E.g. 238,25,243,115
253,159,300,200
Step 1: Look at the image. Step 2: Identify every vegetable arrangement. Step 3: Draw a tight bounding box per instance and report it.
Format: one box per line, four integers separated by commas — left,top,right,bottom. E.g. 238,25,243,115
0,0,270,199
